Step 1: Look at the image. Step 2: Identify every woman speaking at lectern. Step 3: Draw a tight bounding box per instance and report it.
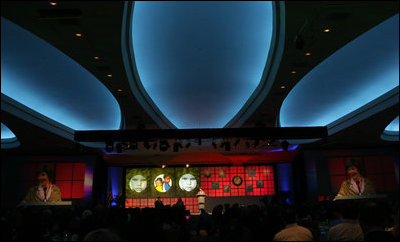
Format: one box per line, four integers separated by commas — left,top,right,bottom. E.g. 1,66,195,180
22,165,62,203
337,159,376,197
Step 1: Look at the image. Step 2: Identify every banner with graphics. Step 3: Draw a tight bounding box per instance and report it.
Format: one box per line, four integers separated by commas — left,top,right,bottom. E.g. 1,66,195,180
126,167,200,198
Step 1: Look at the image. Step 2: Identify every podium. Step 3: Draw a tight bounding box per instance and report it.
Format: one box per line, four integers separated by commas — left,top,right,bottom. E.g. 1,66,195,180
18,201,73,207
333,194,387,201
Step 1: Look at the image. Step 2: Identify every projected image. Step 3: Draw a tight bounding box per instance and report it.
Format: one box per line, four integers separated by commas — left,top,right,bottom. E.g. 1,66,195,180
154,174,172,192
129,174,147,193
179,173,197,192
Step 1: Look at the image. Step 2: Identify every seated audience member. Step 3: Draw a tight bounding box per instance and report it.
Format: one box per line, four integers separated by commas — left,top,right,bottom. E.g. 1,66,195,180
155,196,164,209
84,228,121,241
273,206,313,241
327,201,364,241
21,165,62,203
359,202,396,241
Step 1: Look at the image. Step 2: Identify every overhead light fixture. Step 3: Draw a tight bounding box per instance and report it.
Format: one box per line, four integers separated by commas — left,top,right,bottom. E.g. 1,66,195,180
107,74,112,77
281,85,286,89
281,140,289,151
253,139,260,148
291,70,296,74
105,140,113,153
143,142,151,150
49,2,57,6
116,143,122,153
305,52,311,56
186,164,190,168
117,89,123,92
173,141,183,152
93,56,100,60
160,140,170,152
75,33,82,37
323,28,331,33
162,164,166,169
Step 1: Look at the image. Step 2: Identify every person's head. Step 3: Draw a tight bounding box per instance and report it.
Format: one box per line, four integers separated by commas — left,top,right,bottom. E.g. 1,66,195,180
130,174,147,193
156,178,163,187
345,159,363,180
35,165,52,187
179,173,197,191
164,176,170,183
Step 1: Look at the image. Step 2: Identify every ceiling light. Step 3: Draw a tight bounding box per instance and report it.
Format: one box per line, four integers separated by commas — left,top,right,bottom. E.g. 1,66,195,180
49,2,57,6
160,140,170,152
117,89,123,92
105,140,113,153
291,70,296,74
281,85,286,89
75,33,82,37
305,52,311,56
93,56,100,60
107,74,112,77
323,28,331,33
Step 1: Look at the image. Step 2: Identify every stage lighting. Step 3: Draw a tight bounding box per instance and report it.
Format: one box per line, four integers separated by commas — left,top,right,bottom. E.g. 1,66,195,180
186,164,190,168
281,140,289,151
173,142,183,152
131,141,138,150
253,139,260,148
116,143,122,153
160,140,170,152
143,142,151,150
162,164,166,169
105,140,114,153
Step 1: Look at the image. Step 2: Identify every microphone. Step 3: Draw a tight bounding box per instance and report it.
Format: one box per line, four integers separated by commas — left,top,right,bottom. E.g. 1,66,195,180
43,186,47,202
356,180,361,195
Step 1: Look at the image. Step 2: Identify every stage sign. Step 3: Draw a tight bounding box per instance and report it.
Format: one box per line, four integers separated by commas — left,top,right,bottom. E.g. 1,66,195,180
126,167,200,198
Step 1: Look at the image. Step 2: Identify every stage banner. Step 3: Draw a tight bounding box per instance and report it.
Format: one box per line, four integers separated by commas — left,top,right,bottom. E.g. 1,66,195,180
126,167,200,198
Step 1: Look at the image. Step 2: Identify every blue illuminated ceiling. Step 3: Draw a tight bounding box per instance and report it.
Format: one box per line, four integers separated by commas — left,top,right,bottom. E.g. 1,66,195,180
1,17,122,132
280,14,399,139
1,123,20,149
129,1,275,129
381,116,399,141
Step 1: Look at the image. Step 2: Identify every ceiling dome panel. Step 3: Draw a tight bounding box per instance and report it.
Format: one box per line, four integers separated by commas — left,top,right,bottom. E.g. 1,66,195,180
1,17,121,131
279,14,399,138
129,1,274,128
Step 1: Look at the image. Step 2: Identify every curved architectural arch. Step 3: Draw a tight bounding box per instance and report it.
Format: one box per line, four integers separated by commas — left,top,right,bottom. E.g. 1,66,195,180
122,1,285,129
1,123,20,149
381,116,399,141
279,14,399,144
1,17,122,147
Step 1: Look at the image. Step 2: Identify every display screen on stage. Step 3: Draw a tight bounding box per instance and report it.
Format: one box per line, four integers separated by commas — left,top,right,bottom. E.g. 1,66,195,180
125,167,200,198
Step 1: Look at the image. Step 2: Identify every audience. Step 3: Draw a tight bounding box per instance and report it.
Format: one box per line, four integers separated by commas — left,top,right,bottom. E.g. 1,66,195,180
0,196,397,241
327,201,364,241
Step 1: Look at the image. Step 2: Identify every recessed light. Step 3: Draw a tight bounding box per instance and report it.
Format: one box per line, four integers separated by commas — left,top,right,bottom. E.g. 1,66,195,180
323,28,331,33
93,56,100,60
49,2,57,6
305,52,311,56
107,74,112,77
75,33,82,37
117,89,123,92
281,85,286,89
291,70,296,74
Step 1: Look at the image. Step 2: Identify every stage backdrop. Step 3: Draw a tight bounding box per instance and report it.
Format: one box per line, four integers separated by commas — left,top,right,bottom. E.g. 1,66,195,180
126,167,200,198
